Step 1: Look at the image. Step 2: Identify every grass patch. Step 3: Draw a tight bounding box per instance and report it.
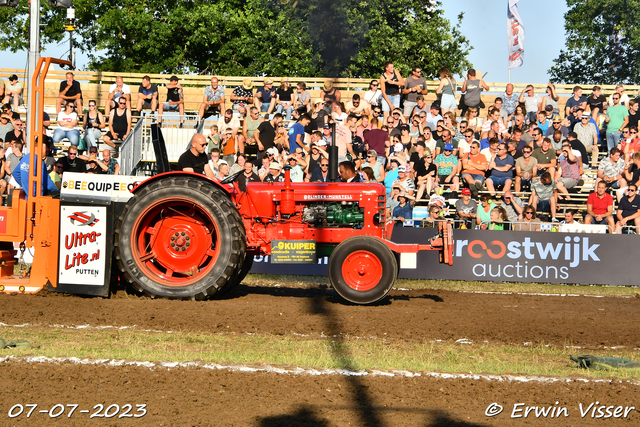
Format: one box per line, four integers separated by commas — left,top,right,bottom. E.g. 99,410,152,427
244,274,640,297
1,327,639,380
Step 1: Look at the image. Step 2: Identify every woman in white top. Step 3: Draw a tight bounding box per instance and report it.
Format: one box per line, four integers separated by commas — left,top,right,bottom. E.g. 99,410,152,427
364,80,383,108
52,102,80,146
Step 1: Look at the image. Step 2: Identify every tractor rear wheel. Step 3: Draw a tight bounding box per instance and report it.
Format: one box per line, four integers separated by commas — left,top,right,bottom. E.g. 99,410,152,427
115,176,246,300
328,236,398,304
217,254,253,296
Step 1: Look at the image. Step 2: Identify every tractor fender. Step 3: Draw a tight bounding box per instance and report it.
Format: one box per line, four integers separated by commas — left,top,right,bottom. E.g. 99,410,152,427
131,171,233,198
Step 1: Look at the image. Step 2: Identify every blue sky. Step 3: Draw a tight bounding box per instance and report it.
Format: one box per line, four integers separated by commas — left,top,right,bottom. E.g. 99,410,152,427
2,0,568,85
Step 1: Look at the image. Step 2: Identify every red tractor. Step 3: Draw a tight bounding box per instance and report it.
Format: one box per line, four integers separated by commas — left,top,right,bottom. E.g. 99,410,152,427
0,57,453,305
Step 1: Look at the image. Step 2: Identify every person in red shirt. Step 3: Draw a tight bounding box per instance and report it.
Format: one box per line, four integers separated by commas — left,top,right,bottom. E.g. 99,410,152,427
585,180,615,229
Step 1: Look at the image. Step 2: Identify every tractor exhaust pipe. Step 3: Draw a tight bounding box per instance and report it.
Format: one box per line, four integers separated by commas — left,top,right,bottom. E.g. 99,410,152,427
328,122,338,182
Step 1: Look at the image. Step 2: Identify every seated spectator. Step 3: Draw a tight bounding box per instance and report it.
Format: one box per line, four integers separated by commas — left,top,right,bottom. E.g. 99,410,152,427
216,160,230,180
529,172,558,221
0,111,13,143
455,188,477,228
56,72,83,114
555,142,583,200
59,145,86,173
364,149,385,182
392,191,414,227
621,126,640,164
264,161,285,183
4,141,24,186
414,148,437,201
565,131,589,167
420,204,444,233
3,75,23,109
435,128,457,157
82,100,105,150
487,206,509,230
217,109,243,163
4,118,24,146
293,82,311,114
10,143,57,198
561,209,578,225
434,142,459,192
585,180,615,229
481,108,507,140
103,97,132,151
229,153,248,175
383,158,402,195
392,164,415,195
519,85,542,124
52,102,80,147
178,134,209,175
574,111,599,163
49,160,64,189
158,76,185,127
99,149,120,175
309,156,330,182
460,140,487,197
485,142,514,197
231,79,254,117
536,111,551,135
615,184,640,233
104,76,131,118
507,139,522,160
285,150,307,182
321,80,342,107
501,190,525,223
255,78,277,114
242,107,263,160
339,160,361,182
136,75,158,113
480,137,500,161
596,147,627,201
513,205,542,231
532,137,557,179
624,151,640,189
275,78,295,120
425,103,442,131
197,77,225,122
476,195,497,228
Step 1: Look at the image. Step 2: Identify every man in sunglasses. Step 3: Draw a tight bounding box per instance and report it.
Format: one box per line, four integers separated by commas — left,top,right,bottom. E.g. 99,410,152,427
402,66,428,118
103,96,132,151
615,185,640,233
179,133,209,175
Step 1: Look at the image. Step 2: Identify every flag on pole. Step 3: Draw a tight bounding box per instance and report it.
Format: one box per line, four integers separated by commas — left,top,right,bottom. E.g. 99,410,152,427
507,0,525,69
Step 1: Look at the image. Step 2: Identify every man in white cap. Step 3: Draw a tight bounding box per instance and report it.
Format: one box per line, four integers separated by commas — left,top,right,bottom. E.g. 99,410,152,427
264,161,285,183
392,164,416,196
231,78,254,117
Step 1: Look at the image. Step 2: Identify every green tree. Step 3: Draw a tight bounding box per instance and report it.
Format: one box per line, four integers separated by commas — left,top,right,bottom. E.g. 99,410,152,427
549,0,640,84
0,0,471,79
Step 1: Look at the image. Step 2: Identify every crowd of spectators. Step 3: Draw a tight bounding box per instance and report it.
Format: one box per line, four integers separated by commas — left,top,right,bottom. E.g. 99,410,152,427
3,67,640,232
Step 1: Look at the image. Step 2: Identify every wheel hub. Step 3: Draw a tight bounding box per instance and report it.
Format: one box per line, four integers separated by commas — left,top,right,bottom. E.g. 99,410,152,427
171,231,191,252
341,250,383,292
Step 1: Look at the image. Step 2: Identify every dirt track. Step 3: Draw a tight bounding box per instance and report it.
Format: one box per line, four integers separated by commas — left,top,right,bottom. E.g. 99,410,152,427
0,284,639,426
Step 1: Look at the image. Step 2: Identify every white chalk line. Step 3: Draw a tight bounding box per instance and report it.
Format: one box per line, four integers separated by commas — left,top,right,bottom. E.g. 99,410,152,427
395,288,634,298
0,355,638,386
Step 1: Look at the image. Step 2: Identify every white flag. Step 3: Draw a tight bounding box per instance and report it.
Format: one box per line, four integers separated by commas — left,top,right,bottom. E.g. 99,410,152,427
507,0,525,69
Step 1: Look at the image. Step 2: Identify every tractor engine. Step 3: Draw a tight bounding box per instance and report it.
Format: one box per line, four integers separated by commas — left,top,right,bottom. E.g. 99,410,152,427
301,202,365,228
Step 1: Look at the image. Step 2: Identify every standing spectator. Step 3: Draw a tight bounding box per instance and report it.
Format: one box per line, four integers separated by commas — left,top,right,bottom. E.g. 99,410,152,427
104,76,131,118
485,142,514,197
3,75,23,109
499,83,519,117
82,100,105,150
231,79,254,117
294,82,311,114
555,142,583,200
529,172,558,221
519,85,541,124
605,92,629,151
287,114,311,154
402,66,428,118
434,68,457,115
615,185,640,233
275,78,295,120
455,188,477,227
158,76,185,127
178,134,209,175
255,113,283,158
103,97,132,151
532,137,557,179
255,78,277,114
379,62,404,120
434,142,459,192
460,141,487,197
197,77,225,123
514,146,537,192
541,83,560,118
596,147,627,201
52,102,80,147
587,85,606,119
460,68,489,116
564,85,587,117
56,72,83,114
136,75,158,113
364,80,382,109
585,180,615,229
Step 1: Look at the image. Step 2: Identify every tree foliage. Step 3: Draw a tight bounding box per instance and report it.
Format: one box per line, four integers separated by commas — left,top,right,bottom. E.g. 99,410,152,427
549,0,640,84
0,0,472,79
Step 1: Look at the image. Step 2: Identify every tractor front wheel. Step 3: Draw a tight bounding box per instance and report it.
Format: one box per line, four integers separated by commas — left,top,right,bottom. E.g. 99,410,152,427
328,236,398,304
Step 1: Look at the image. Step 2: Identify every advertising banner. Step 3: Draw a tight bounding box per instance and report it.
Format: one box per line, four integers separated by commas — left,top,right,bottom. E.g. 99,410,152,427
60,173,139,202
249,228,639,287
58,206,108,286
508,0,525,69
